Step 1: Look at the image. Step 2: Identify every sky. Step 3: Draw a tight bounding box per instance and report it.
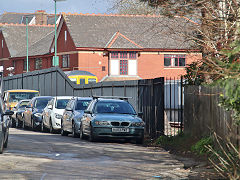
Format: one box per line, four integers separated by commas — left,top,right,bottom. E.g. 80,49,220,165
0,0,114,15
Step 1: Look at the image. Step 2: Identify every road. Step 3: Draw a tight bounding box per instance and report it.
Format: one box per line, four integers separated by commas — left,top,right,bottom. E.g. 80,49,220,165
0,128,193,180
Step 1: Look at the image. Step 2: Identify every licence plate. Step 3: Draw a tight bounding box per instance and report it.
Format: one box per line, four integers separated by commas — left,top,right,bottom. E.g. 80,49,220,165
112,128,129,133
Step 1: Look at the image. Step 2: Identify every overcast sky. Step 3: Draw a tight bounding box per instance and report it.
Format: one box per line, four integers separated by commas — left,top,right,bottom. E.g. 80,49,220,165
0,0,113,15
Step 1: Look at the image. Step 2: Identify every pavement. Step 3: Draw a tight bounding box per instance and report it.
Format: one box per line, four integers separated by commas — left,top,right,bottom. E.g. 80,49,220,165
0,128,199,180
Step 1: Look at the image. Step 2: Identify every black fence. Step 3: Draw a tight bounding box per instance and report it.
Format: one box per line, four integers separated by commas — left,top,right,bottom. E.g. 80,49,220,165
3,67,165,138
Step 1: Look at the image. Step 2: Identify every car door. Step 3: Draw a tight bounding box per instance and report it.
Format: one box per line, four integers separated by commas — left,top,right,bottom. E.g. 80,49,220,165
62,99,74,132
44,98,54,128
65,99,75,132
24,99,34,126
82,100,95,134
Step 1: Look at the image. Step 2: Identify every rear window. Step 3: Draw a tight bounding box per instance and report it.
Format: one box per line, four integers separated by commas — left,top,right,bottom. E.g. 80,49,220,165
9,92,39,103
55,99,70,109
75,100,91,111
19,101,30,108
34,98,52,109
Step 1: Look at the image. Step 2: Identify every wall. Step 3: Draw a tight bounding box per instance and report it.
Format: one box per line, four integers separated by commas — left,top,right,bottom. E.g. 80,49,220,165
184,85,239,146
78,51,108,81
138,52,201,79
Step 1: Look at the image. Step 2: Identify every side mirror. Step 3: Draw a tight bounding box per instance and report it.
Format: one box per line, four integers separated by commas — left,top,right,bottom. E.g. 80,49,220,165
4,110,14,116
84,110,92,114
48,105,53,109
138,112,143,117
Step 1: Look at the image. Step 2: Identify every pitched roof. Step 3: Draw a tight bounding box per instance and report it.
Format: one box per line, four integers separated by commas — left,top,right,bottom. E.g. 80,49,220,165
63,13,197,50
0,24,54,58
0,12,60,25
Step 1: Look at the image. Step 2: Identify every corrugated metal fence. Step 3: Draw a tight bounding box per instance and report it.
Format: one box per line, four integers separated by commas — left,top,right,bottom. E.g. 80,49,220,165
3,67,164,138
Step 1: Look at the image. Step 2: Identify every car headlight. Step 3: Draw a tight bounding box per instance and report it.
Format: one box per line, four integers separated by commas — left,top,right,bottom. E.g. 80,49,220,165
55,113,63,119
131,122,145,127
95,121,110,126
34,113,42,118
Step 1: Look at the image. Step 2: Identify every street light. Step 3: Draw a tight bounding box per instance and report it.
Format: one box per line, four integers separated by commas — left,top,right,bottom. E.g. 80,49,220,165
53,0,66,67
25,15,32,72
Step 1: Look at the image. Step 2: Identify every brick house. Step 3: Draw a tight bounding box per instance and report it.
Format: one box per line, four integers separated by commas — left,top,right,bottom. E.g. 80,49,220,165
0,12,201,80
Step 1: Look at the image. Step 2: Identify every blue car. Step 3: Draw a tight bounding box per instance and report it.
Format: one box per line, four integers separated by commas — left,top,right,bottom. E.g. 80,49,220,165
23,96,53,130
61,97,92,137
80,97,145,144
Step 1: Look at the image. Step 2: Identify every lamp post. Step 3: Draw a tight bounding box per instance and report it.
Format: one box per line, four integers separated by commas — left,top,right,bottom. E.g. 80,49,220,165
53,0,66,66
25,15,32,72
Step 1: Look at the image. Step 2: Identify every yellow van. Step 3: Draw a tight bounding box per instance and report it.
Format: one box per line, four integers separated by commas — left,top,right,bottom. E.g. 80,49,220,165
3,89,40,110
66,70,98,85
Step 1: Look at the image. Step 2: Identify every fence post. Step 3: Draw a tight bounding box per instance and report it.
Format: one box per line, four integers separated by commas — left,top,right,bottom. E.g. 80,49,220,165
180,76,183,133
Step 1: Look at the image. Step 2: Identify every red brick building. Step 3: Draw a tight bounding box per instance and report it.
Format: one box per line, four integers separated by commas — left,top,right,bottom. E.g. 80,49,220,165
0,12,201,80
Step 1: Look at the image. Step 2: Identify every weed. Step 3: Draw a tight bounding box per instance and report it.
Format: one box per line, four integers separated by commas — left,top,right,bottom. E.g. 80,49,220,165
191,136,213,155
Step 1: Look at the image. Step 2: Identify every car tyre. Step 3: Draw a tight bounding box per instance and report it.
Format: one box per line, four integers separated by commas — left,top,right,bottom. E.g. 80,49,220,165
41,121,47,132
3,134,8,148
49,119,54,134
72,123,79,138
11,118,16,128
0,134,4,154
79,124,86,140
89,125,96,142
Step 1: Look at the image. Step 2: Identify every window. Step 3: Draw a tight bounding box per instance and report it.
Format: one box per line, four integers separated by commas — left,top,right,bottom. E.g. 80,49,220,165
1,40,3,49
111,51,119,59
110,51,137,76
120,60,128,75
120,52,128,59
62,54,69,68
164,54,186,67
35,58,42,70
64,31,67,42
102,66,106,71
129,52,136,59
23,59,30,71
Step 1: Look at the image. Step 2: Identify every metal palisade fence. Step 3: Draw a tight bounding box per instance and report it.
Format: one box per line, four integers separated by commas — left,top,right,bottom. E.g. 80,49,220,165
3,67,165,138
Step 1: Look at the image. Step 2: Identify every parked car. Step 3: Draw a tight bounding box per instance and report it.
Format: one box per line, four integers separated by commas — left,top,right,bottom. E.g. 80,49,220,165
11,99,30,128
3,89,39,127
42,96,72,133
23,96,52,130
61,97,92,137
80,96,144,144
0,96,14,153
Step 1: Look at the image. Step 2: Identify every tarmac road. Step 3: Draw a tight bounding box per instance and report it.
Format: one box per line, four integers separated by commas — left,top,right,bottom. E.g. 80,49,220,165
0,128,192,180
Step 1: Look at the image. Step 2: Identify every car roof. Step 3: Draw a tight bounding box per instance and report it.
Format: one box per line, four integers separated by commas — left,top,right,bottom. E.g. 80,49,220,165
96,98,126,102
33,96,52,99
5,89,39,92
76,97,92,100
54,96,72,99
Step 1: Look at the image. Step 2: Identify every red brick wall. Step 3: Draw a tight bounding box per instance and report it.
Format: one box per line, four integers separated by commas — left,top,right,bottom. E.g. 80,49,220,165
0,32,12,76
78,52,108,81
138,52,202,79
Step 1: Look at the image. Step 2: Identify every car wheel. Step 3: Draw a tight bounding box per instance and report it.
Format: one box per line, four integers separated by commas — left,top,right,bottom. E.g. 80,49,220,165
49,119,55,134
72,123,79,138
3,134,8,148
0,134,4,154
61,122,68,136
89,125,96,142
11,117,16,128
22,120,25,129
41,121,47,132
79,124,86,140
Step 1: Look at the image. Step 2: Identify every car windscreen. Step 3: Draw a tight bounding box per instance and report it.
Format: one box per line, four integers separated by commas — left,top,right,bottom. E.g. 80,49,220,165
19,101,30,108
55,99,70,109
34,98,51,109
75,100,91,111
9,92,39,103
94,101,136,115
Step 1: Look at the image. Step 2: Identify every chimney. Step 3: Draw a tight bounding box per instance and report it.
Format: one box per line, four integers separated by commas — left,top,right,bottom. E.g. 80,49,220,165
35,10,47,25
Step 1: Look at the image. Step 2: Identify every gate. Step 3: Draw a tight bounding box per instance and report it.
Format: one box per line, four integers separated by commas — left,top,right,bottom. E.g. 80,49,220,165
164,77,184,136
